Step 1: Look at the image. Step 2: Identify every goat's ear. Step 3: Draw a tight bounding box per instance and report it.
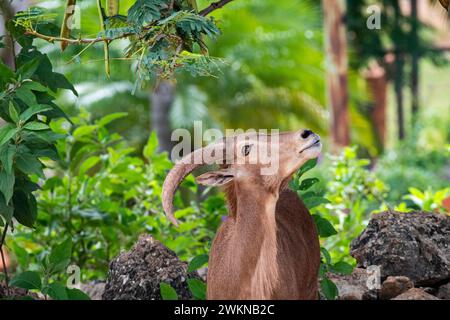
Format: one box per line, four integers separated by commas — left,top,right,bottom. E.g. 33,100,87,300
196,169,234,187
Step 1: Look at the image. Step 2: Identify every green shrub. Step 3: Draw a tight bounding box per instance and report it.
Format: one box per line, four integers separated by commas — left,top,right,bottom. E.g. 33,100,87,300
316,147,388,263
8,239,89,300
9,112,224,280
376,140,449,202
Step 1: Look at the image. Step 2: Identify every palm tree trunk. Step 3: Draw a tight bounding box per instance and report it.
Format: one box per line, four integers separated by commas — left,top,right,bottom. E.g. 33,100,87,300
411,0,419,125
393,2,405,140
365,64,388,149
150,81,175,154
323,0,350,148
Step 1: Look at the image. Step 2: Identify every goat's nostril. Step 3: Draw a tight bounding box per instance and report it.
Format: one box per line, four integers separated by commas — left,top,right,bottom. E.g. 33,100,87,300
301,129,313,139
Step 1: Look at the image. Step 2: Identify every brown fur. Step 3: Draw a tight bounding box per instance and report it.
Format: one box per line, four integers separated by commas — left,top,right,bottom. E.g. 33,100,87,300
207,185,320,300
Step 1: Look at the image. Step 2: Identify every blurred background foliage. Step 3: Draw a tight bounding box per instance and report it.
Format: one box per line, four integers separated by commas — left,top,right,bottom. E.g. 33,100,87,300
0,0,448,289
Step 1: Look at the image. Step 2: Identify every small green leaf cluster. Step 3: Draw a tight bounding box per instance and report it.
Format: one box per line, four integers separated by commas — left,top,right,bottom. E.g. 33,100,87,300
9,239,89,300
126,1,222,85
320,146,389,262
0,27,75,229
380,187,450,213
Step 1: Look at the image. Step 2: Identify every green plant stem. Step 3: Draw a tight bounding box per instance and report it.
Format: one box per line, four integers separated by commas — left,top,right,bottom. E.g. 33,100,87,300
0,223,10,296
97,0,110,77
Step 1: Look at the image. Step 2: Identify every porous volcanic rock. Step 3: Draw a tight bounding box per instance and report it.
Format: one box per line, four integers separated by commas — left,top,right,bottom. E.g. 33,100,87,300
327,268,378,300
350,211,450,286
80,281,106,300
102,235,199,300
436,282,450,300
392,288,440,300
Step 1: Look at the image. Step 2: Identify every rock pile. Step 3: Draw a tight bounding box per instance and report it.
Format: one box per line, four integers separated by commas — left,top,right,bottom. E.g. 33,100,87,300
102,235,199,300
332,211,450,300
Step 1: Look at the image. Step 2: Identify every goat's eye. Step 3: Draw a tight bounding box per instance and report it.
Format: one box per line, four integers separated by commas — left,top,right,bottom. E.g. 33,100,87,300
241,144,252,156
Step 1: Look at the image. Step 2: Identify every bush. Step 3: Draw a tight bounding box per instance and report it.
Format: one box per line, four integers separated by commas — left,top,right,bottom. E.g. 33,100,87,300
375,139,449,202
9,112,225,281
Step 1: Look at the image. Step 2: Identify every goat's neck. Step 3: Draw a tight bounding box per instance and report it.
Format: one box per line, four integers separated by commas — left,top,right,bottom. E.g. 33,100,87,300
233,184,279,298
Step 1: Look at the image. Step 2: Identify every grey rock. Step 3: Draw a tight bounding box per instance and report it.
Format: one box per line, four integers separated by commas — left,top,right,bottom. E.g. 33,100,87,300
197,267,208,282
0,282,40,299
437,282,450,300
102,235,199,300
392,288,439,300
80,281,106,300
350,211,450,286
327,268,378,300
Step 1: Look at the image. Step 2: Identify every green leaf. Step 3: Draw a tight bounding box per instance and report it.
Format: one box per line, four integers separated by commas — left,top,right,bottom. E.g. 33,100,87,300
12,242,29,268
15,87,36,106
48,238,72,275
23,121,50,131
320,247,332,265
159,283,178,300
97,112,128,127
0,60,14,88
128,0,167,26
49,72,78,96
20,104,53,122
9,101,19,123
0,169,15,204
187,254,209,273
299,178,319,191
13,189,38,228
78,156,101,176
10,271,42,290
320,278,338,300
22,81,48,92
143,131,158,159
0,144,16,174
0,124,19,146
187,278,206,300
298,158,317,177
318,263,327,278
66,288,90,300
15,152,44,178
331,261,354,275
313,214,338,238
0,197,13,224
44,282,68,300
72,125,98,139
16,57,41,79
302,196,330,210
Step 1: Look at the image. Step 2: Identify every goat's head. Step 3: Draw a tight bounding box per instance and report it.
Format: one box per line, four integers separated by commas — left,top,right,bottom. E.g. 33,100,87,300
162,129,321,225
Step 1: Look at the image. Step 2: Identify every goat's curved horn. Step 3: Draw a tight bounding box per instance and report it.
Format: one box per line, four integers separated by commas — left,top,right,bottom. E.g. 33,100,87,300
162,140,226,226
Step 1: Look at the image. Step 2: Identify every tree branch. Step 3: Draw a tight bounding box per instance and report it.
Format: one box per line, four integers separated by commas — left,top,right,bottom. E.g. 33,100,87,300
199,0,235,16
24,0,236,47
25,29,114,44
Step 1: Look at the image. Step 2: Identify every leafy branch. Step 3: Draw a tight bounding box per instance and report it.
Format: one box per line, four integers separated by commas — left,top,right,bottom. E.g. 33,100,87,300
15,0,234,81
199,0,235,16
22,0,234,46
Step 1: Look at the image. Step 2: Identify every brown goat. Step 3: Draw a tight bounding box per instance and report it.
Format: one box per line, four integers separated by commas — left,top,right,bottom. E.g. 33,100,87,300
162,130,321,299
